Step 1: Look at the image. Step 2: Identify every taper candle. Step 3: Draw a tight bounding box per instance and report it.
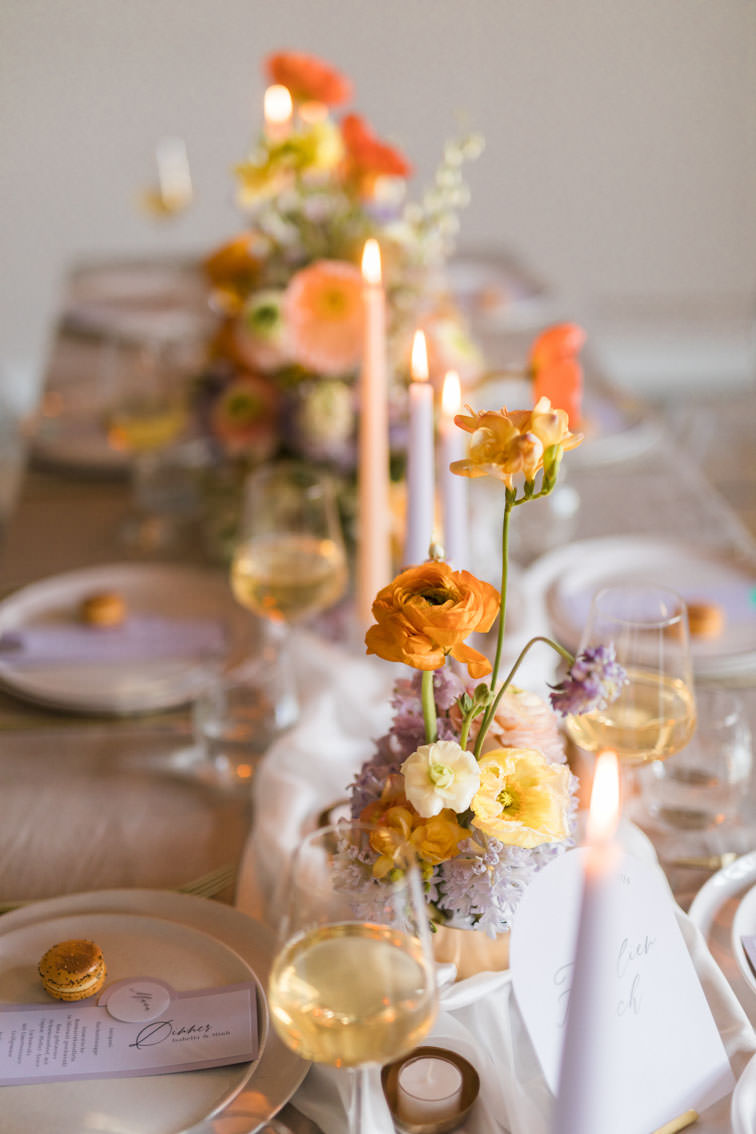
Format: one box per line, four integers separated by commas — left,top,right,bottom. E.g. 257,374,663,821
552,749,622,1134
263,84,293,142
439,370,467,568
404,331,435,566
356,238,391,625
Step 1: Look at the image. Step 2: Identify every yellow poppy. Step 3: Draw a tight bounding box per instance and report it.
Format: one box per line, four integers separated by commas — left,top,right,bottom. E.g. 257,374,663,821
470,747,571,848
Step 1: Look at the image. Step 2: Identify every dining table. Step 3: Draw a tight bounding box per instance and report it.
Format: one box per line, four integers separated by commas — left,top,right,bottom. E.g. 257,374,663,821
0,256,755,1134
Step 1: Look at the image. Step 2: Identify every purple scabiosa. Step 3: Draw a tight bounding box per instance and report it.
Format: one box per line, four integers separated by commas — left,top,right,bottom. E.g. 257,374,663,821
549,644,627,718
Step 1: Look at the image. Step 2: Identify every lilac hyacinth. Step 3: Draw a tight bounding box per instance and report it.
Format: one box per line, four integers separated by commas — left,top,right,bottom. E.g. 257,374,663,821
549,643,627,718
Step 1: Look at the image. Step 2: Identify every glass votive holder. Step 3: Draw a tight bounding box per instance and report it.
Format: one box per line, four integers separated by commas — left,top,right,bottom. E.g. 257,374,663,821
381,1045,479,1134
637,686,752,831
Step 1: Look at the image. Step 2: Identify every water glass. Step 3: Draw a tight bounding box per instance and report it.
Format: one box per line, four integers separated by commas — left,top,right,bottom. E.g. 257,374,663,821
638,686,752,830
193,651,298,786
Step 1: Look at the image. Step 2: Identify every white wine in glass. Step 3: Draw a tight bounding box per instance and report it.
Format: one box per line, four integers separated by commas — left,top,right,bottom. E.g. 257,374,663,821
229,462,348,727
566,584,697,766
268,821,437,1132
231,531,347,624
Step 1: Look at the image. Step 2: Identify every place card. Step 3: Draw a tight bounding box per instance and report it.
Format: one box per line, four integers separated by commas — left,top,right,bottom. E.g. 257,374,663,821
0,979,258,1086
510,848,734,1133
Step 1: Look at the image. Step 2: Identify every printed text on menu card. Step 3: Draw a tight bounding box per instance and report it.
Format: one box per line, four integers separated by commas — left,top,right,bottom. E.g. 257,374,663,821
0,981,258,1085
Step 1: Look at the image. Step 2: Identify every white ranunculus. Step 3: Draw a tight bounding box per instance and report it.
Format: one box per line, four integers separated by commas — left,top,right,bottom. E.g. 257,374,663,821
401,741,480,818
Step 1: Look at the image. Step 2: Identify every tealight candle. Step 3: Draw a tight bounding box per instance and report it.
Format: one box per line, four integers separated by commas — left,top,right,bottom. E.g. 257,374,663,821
397,1054,464,1125
404,330,435,567
439,370,467,569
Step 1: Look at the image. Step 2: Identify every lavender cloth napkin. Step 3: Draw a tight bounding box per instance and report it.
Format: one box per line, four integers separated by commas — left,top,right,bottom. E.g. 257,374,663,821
0,615,227,667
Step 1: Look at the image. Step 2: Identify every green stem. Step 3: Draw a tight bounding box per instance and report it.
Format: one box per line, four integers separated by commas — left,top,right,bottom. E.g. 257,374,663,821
473,636,575,758
459,713,472,751
489,498,513,691
421,669,437,744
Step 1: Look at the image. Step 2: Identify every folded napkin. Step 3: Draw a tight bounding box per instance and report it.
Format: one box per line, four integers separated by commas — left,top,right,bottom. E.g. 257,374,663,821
0,615,227,667
236,630,756,1134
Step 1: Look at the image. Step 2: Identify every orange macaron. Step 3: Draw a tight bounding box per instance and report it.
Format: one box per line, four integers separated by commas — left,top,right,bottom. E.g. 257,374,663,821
38,939,107,1002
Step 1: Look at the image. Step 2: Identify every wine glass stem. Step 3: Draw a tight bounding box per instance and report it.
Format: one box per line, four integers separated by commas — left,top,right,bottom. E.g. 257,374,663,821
262,618,300,730
346,1065,372,1133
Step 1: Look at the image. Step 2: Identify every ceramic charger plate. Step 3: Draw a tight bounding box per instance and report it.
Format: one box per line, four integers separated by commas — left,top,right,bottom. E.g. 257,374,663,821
526,536,756,680
0,890,309,1134
0,563,251,714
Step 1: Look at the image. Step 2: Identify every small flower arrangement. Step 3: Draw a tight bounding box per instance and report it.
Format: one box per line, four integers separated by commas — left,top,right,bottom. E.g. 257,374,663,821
348,392,626,938
193,50,485,503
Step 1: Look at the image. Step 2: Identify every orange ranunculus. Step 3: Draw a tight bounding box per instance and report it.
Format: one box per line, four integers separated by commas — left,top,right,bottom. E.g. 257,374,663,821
529,323,586,428
209,373,279,460
265,51,352,107
410,811,469,865
365,561,499,679
203,233,262,312
450,398,582,487
341,113,412,188
284,260,364,377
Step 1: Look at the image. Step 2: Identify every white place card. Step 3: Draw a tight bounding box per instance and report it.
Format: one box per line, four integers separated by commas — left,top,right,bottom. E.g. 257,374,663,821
0,980,258,1086
510,847,734,1133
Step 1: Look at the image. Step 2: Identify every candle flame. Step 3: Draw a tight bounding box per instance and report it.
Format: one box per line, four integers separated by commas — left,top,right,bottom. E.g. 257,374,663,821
264,84,293,127
586,749,620,843
411,331,429,383
441,370,461,417
361,238,382,285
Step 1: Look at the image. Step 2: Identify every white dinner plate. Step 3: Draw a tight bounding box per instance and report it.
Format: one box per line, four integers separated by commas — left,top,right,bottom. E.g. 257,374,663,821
0,911,264,1134
0,564,250,714
0,890,308,1134
526,536,756,679
688,851,756,940
733,884,756,997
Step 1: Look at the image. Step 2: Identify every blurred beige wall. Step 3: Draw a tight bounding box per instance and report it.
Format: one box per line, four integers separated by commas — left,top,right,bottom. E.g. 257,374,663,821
1,0,754,411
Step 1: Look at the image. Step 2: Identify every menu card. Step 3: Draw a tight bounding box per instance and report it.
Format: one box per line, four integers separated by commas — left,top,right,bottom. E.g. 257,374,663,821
510,848,734,1133
0,979,258,1085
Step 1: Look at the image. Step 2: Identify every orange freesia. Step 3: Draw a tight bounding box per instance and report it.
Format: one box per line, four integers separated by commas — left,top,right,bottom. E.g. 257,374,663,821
529,323,586,428
265,51,352,106
365,561,499,679
341,113,411,180
451,398,582,487
410,811,469,865
284,260,364,376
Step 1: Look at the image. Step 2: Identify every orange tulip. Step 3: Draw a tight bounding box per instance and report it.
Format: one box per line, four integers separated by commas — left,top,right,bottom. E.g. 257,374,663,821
365,561,499,678
529,322,586,428
265,51,352,107
341,113,411,193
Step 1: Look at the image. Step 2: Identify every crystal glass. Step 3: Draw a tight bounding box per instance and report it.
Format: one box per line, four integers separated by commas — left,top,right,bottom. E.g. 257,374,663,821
638,686,752,830
566,584,697,766
104,335,197,552
229,461,348,726
267,821,438,1133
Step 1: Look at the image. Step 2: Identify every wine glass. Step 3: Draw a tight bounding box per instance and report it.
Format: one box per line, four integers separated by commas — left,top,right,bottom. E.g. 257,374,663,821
565,584,697,804
104,334,197,552
229,461,348,726
267,821,438,1133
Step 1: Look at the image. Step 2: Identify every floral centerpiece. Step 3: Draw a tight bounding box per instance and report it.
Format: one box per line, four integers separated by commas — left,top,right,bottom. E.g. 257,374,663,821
193,50,485,553
344,394,625,965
